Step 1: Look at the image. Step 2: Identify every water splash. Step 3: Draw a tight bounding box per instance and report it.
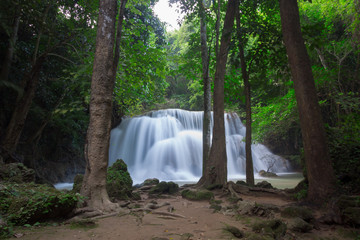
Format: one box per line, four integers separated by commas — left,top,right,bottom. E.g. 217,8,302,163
109,109,290,184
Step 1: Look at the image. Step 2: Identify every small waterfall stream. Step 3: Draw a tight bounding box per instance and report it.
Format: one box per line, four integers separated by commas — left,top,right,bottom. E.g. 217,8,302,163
109,109,290,184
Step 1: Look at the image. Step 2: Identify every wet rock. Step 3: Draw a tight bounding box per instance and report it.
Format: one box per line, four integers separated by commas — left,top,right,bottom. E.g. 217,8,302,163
287,217,313,233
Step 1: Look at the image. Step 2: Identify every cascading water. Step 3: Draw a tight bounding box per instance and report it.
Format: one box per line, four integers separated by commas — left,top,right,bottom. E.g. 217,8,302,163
109,109,290,184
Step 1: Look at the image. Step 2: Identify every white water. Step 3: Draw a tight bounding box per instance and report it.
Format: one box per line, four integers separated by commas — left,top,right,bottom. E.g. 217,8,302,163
109,109,291,184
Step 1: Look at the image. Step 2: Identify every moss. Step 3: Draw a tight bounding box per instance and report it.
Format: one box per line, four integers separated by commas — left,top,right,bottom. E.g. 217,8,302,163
149,181,179,195
106,159,133,201
181,189,214,201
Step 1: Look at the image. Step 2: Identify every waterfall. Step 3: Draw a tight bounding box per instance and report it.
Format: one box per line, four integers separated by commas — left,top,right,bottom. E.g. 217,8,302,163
109,109,290,184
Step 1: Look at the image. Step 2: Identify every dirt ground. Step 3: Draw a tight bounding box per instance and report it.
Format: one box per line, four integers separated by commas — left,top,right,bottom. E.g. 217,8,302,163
9,190,359,240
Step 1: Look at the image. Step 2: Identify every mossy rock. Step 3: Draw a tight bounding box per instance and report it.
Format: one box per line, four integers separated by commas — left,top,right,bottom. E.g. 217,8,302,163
281,206,313,222
106,159,133,201
149,181,179,195
0,163,35,183
255,181,274,189
72,174,83,193
143,178,160,186
181,189,214,201
252,219,287,239
0,183,80,225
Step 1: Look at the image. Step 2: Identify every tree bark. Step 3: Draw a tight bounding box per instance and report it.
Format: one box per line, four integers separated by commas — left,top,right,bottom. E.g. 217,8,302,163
198,0,211,177
279,0,335,202
235,9,254,187
197,0,237,188
80,0,126,212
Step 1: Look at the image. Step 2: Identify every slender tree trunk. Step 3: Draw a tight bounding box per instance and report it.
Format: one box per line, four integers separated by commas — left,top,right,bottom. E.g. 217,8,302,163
198,0,211,177
80,0,126,212
235,9,254,186
0,56,45,155
279,0,335,202
0,9,20,82
197,0,237,187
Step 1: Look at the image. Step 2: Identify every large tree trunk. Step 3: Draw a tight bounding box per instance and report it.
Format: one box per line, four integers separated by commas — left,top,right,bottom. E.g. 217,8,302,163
198,0,211,177
279,0,335,202
197,0,237,187
235,9,254,187
80,0,126,212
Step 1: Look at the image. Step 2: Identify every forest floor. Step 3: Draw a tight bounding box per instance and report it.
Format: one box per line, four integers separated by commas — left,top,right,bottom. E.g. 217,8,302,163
8,186,359,240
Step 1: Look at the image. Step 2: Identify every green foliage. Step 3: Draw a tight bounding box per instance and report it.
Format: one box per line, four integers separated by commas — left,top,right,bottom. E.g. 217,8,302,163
106,159,133,201
0,183,82,226
252,88,299,142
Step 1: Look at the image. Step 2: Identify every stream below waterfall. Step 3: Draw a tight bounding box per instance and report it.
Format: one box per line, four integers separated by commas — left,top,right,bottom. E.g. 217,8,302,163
109,109,293,185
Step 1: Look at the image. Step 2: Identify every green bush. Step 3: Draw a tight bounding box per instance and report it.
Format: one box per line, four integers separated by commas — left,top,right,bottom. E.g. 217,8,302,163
0,183,81,226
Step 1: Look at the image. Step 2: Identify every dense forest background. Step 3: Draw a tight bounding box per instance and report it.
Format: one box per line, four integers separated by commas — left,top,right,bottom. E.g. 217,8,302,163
0,0,359,192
